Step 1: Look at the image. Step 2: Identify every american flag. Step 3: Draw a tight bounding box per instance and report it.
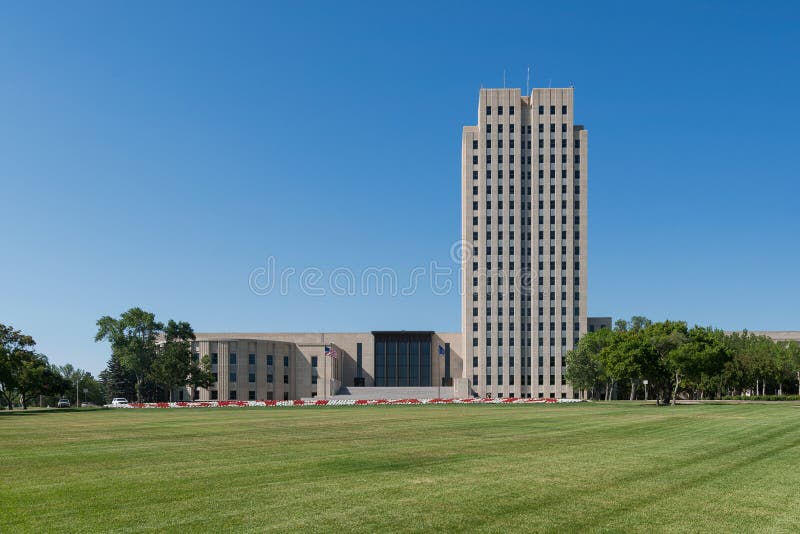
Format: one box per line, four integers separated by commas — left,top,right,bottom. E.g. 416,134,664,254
325,345,338,358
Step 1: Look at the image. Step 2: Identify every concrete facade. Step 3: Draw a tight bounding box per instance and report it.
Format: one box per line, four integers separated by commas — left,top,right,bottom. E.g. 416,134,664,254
183,332,463,401
462,88,588,399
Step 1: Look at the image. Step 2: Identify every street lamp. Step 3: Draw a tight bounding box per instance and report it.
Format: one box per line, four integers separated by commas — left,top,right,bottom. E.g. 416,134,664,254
643,379,649,401
74,372,89,407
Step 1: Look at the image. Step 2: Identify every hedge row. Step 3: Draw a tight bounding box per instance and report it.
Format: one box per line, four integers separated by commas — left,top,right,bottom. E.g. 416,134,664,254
720,395,800,401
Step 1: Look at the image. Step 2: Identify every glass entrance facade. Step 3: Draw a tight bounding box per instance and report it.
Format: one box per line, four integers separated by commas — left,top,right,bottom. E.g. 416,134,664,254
373,332,432,387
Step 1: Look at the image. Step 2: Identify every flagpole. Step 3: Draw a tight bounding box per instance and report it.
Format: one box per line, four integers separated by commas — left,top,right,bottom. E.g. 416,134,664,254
321,334,325,400
437,343,441,399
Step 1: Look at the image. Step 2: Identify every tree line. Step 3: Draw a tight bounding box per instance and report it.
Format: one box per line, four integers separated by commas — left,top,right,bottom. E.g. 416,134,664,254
1,306,216,409
96,307,214,402
565,316,800,403
0,324,105,409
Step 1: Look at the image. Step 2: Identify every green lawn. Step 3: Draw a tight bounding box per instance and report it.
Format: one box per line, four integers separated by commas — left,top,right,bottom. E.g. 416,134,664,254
1,403,799,533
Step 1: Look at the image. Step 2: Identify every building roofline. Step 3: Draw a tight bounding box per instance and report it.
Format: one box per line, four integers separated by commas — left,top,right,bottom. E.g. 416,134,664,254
371,330,436,336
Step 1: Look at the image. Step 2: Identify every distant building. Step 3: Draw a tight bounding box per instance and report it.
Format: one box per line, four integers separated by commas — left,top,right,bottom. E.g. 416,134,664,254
588,317,613,333
737,331,800,344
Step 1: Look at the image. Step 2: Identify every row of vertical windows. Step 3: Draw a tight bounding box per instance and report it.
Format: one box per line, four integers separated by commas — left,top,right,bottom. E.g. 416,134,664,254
478,337,577,347
469,355,572,366
471,369,573,381
486,106,515,116
478,122,571,140
484,124,517,134
474,169,581,181
471,170,581,183
486,104,568,118
472,306,581,318
471,355,577,367
228,372,294,383
471,335,581,346
537,105,568,115
208,353,292,367
473,243,580,255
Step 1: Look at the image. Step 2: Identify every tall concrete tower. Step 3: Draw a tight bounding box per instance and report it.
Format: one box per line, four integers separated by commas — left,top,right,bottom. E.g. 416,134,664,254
461,87,588,399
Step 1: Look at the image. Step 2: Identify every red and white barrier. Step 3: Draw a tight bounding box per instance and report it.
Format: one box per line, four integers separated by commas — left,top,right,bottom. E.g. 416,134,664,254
119,398,584,408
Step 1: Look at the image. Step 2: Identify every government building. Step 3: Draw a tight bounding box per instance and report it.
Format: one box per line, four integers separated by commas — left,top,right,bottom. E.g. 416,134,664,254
182,331,463,402
180,87,611,402
461,87,588,399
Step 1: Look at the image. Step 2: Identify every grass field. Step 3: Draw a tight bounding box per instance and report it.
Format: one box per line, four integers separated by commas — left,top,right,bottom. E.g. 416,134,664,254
2,403,799,533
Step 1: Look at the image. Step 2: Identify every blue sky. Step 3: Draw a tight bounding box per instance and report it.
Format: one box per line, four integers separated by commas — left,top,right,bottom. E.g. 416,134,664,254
1,1,798,375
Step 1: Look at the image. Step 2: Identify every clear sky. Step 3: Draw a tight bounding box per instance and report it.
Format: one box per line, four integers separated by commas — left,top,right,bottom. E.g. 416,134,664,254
1,1,798,376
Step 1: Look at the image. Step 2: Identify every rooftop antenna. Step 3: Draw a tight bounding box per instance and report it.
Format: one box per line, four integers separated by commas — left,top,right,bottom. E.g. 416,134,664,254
569,80,574,88
526,66,530,95
548,78,552,88
503,69,506,88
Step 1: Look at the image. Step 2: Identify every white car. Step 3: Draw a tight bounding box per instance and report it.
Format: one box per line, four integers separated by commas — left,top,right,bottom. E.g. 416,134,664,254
110,398,129,407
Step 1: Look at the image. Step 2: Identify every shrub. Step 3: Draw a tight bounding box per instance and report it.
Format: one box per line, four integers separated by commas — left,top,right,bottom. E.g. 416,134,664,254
721,394,800,401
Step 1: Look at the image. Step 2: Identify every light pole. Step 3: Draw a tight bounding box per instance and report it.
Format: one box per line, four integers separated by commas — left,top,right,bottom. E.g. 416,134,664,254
75,376,80,408
643,379,649,401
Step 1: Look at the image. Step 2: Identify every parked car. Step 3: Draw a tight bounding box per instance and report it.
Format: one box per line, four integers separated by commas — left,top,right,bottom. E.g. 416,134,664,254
110,398,129,407
81,402,95,408
57,399,71,408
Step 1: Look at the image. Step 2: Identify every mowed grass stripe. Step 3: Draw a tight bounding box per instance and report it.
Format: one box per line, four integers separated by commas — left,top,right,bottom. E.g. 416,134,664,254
1,404,799,532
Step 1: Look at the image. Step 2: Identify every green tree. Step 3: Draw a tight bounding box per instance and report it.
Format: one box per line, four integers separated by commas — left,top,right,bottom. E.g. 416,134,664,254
16,353,66,409
629,316,653,332
667,326,729,405
720,331,785,395
787,341,800,394
565,346,599,399
95,308,163,403
587,328,617,399
601,328,658,401
643,321,688,405
99,352,136,402
188,354,216,401
0,324,36,410
585,317,656,401
152,320,195,401
564,328,614,399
